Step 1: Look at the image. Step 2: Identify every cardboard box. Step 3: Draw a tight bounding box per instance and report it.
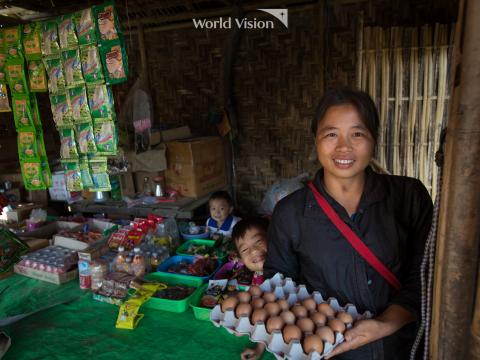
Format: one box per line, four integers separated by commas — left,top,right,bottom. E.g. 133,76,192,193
14,263,78,285
25,190,48,206
5,203,43,223
165,137,226,198
125,146,167,172
150,125,192,145
133,171,165,194
53,219,117,251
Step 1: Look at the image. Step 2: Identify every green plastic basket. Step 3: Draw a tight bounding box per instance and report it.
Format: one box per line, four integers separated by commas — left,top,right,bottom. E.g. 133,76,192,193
176,239,227,260
189,283,212,321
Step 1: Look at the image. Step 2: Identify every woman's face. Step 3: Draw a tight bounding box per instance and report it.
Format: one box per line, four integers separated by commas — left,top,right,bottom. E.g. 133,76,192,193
315,104,375,182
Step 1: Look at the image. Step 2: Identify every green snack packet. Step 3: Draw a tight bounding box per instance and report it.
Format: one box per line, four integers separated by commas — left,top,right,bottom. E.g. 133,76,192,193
100,41,128,85
50,92,73,127
93,118,116,155
57,14,78,49
44,57,66,93
21,160,46,190
75,122,97,154
17,127,39,160
62,159,83,191
59,127,79,159
74,8,97,45
23,23,42,60
68,85,91,122
62,49,84,87
94,2,121,43
0,83,11,112
28,60,48,92
12,95,34,128
80,45,104,84
5,58,28,94
3,26,22,58
36,130,47,157
30,94,42,127
41,21,60,58
89,156,111,191
79,156,94,187
87,84,111,118
41,159,52,188
0,53,7,83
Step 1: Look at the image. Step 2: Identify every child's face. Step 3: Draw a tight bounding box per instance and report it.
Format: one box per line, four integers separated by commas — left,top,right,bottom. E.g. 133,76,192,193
209,199,232,223
236,227,267,272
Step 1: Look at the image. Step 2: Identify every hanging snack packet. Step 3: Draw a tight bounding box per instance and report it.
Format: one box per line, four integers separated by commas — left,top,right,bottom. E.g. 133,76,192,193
36,131,47,158
12,95,34,128
21,160,46,190
100,41,128,85
57,14,78,49
76,122,97,154
68,86,91,123
41,21,60,58
23,23,42,60
30,94,42,127
50,92,73,127
44,57,66,93
62,159,83,191
94,2,121,42
89,156,111,191
17,128,39,160
79,156,94,188
3,26,22,58
5,58,28,94
0,53,7,82
41,160,52,188
75,8,97,45
62,49,84,87
87,84,111,118
80,45,104,84
59,127,79,159
93,118,116,155
28,60,48,92
0,83,11,112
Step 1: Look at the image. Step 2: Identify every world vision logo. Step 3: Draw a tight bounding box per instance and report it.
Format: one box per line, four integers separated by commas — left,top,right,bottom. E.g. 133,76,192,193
192,9,288,30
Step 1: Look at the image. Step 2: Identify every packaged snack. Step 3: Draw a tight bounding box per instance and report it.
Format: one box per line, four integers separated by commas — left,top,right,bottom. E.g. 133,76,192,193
50,92,73,127
36,131,47,157
94,2,121,43
75,122,97,154
89,156,111,191
18,128,39,160
87,84,112,118
0,53,7,82
5,58,28,94
28,60,48,92
12,95,34,128
59,127,78,159
41,21,60,58
75,8,97,45
30,94,42,127
68,86,91,122
44,57,66,93
57,14,78,49
0,228,29,274
100,41,128,85
79,156,94,187
23,22,42,60
62,159,83,191
0,83,11,112
93,118,117,155
62,49,84,87
41,159,52,188
21,160,46,190
3,26,22,58
80,45,104,84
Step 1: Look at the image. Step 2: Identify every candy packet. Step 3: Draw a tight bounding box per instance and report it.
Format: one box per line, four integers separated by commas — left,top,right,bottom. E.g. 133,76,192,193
75,8,97,45
0,83,11,112
5,58,28,94
75,122,97,154
87,84,112,118
23,22,42,60
28,60,48,92
89,156,111,191
80,45,104,84
62,49,84,87
68,86,91,123
94,2,121,43
41,21,60,58
3,26,22,58
62,159,83,191
100,41,128,85
79,156,94,188
17,128,39,160
57,14,78,49
50,92,73,127
41,159,52,188
12,95,34,128
21,160,46,190
0,53,7,82
44,57,66,93
93,118,117,155
59,127,79,159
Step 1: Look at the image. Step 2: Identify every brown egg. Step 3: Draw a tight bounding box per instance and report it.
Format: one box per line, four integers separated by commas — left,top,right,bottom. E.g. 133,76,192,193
221,296,238,312
251,309,268,324
336,311,354,325
291,305,308,318
315,326,335,344
235,303,252,318
249,285,263,297
303,334,324,355
317,303,335,317
264,302,281,317
237,291,251,303
328,318,346,334
263,292,276,302
311,312,327,327
280,310,296,325
302,298,317,312
251,297,265,309
266,316,285,333
277,299,290,311
282,324,302,343
297,317,315,333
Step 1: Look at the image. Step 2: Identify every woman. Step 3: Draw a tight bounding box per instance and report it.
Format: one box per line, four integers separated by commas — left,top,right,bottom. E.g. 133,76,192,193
264,88,433,359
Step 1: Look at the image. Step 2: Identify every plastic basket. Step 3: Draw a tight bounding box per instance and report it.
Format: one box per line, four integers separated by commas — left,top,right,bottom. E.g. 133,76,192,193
156,255,222,283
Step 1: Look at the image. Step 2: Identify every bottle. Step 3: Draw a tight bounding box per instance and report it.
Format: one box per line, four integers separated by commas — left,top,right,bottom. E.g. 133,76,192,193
150,252,160,270
164,218,180,250
125,256,133,274
143,177,151,196
154,176,164,197
155,223,171,249
91,260,108,291
131,247,145,277
144,251,152,273
113,246,126,272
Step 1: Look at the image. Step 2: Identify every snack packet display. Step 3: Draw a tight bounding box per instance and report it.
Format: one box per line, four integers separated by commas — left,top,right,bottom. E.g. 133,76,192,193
21,160,46,190
23,23,42,60
57,14,78,49
41,159,53,188
93,118,117,155
75,8,97,45
50,92,73,127
0,83,11,112
41,21,60,58
79,156,94,188
17,128,39,160
100,41,128,85
62,159,83,191
44,57,66,93
0,53,7,82
89,156,111,191
87,84,112,118
12,95,34,128
75,122,97,154
62,49,84,87
28,60,48,92
94,2,121,43
68,86,91,122
59,127,78,159
3,26,22,58
6,58,28,94
80,45,104,84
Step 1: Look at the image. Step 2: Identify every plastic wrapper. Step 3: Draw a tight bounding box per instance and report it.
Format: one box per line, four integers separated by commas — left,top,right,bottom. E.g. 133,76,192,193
41,159,52,188
94,2,121,43
62,159,83,191
57,14,78,49
259,173,309,215
12,95,34,128
30,94,42,128
75,8,97,45
36,131,47,158
68,86,91,123
100,41,128,85
44,57,66,93
3,26,22,58
75,122,97,154
41,21,60,58
80,45,104,84
50,92,73,127
17,127,39,161
21,160,46,190
0,53,7,82
87,84,112,118
23,22,42,60
0,83,11,112
0,229,29,274
79,156,94,188
89,156,111,191
5,58,28,94
28,60,48,92
93,118,117,155
59,127,78,159
62,49,84,87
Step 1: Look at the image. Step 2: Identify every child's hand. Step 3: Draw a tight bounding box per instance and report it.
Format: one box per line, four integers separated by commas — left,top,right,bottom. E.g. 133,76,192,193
240,343,265,360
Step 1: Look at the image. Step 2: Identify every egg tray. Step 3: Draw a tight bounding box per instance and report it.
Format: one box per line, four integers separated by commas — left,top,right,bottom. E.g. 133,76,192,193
210,273,372,360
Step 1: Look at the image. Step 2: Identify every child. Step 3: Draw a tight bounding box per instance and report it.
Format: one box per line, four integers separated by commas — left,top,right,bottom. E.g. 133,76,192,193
232,217,269,360
206,191,241,238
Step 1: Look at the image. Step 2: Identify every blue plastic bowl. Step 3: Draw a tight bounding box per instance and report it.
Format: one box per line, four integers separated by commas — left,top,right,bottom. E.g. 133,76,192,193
157,255,221,282
180,226,210,241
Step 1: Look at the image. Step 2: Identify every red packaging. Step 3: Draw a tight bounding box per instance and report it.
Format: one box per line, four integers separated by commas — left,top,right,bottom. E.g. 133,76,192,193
79,274,91,289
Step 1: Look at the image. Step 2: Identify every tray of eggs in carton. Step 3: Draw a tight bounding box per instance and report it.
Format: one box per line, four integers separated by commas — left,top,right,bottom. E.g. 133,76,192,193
210,273,372,360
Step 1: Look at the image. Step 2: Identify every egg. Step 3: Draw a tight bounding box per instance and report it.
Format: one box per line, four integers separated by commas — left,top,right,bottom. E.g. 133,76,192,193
315,326,335,344
317,303,335,318
249,285,263,297
237,291,251,303
282,324,302,343
277,299,290,311
251,297,265,309
336,311,354,325
266,316,285,333
280,310,296,325
263,292,276,302
291,305,308,318
302,298,317,312
328,318,346,334
311,312,327,327
251,309,268,324
297,317,315,333
264,302,281,317
235,303,252,318
303,334,324,355
221,296,238,312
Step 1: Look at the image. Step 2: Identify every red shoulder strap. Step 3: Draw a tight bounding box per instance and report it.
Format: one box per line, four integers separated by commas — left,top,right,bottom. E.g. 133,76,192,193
307,181,401,291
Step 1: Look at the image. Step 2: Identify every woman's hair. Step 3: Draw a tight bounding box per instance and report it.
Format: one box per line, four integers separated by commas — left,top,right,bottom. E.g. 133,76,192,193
311,88,379,143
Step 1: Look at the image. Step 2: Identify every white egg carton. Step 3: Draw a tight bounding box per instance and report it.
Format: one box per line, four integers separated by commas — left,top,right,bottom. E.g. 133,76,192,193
210,273,372,360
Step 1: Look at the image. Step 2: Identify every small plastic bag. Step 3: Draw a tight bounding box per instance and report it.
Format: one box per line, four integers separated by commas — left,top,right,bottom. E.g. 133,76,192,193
75,122,97,154
28,60,48,92
89,156,111,191
5,58,28,94
0,83,11,112
57,14,78,49
3,26,22,58
44,57,66,93
80,45,104,84
21,160,46,190
23,22,42,60
93,118,117,155
17,127,39,160
62,159,83,191
75,8,97,45
94,2,121,43
100,41,128,85
79,156,94,188
41,21,60,58
87,84,111,118
12,95,34,128
59,127,79,159
62,49,84,87
0,53,7,82
68,85,92,123
50,92,73,127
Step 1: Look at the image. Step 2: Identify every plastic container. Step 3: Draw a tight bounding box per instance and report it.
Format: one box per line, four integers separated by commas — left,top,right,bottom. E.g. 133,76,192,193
180,225,210,241
176,239,216,257
156,255,221,283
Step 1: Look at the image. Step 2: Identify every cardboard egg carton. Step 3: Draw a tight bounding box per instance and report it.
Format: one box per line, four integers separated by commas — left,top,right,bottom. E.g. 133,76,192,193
211,273,372,360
